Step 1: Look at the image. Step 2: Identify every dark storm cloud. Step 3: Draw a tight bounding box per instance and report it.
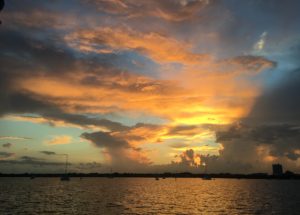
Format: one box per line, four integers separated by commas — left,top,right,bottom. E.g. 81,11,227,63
0,29,76,76
0,28,78,116
247,68,300,124
216,123,300,161
81,131,130,149
212,64,300,171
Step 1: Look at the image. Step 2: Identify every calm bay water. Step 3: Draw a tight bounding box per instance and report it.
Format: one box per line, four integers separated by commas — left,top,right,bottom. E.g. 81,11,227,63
0,177,300,214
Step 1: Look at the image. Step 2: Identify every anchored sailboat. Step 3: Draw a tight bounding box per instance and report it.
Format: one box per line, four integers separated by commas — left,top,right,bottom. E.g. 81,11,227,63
108,167,114,178
60,154,70,181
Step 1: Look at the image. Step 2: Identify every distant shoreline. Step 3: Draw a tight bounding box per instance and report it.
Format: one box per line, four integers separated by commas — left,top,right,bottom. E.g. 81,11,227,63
0,172,299,180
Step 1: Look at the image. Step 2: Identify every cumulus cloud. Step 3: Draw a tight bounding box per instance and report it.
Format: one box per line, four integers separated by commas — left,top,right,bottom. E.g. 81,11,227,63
214,123,300,172
46,136,72,145
174,149,201,167
81,130,152,172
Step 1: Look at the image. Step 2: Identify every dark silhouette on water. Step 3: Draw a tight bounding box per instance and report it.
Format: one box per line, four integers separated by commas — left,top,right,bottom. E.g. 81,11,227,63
0,0,4,25
60,154,70,181
0,164,298,179
108,167,114,178
0,171,299,179
272,163,283,176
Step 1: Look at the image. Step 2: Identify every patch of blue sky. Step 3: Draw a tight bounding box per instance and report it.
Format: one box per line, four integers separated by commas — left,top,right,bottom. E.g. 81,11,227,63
88,111,168,127
73,48,161,78
0,119,83,144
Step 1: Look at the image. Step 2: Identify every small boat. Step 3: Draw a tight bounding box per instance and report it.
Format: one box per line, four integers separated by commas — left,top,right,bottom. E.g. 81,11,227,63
202,175,212,180
30,175,35,180
155,177,159,180
60,154,70,181
108,168,114,178
60,175,70,181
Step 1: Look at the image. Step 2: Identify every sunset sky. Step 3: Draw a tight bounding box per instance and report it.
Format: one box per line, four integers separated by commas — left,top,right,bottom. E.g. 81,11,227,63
1,0,300,174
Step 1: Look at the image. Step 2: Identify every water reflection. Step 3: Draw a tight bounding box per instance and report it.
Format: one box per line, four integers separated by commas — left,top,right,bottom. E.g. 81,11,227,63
0,178,300,214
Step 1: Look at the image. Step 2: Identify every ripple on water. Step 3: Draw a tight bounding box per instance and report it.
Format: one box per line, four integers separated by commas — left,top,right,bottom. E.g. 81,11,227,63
0,178,300,214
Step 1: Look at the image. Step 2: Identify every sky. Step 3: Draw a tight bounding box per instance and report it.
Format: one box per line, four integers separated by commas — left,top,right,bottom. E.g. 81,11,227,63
0,0,300,174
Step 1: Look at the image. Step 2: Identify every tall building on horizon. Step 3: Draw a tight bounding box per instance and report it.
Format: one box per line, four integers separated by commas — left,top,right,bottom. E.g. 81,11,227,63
272,164,283,176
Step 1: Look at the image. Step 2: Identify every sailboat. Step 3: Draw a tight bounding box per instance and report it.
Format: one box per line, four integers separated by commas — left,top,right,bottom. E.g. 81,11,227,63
108,167,114,178
60,154,70,181
202,162,212,180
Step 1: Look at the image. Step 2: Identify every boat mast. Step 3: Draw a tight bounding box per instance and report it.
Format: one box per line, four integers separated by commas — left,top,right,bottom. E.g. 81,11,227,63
64,154,68,174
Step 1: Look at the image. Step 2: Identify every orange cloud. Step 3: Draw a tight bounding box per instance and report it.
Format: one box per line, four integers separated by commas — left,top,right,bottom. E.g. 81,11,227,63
46,135,72,145
84,0,210,22
65,27,211,64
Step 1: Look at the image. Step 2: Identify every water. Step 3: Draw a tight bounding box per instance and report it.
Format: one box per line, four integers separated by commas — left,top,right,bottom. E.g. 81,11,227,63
0,178,300,214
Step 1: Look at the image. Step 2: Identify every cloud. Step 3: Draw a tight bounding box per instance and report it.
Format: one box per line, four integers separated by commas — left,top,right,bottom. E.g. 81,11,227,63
1,0,298,174
84,0,210,22
0,151,15,160
75,162,102,172
2,143,12,148
40,151,56,155
81,131,130,149
246,68,300,124
167,125,200,136
0,21,276,134
65,26,210,64
201,64,300,173
215,123,300,169
0,136,31,140
81,130,152,172
0,156,66,167
174,149,201,167
46,136,72,145
223,55,276,74
254,31,268,51
169,143,189,149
